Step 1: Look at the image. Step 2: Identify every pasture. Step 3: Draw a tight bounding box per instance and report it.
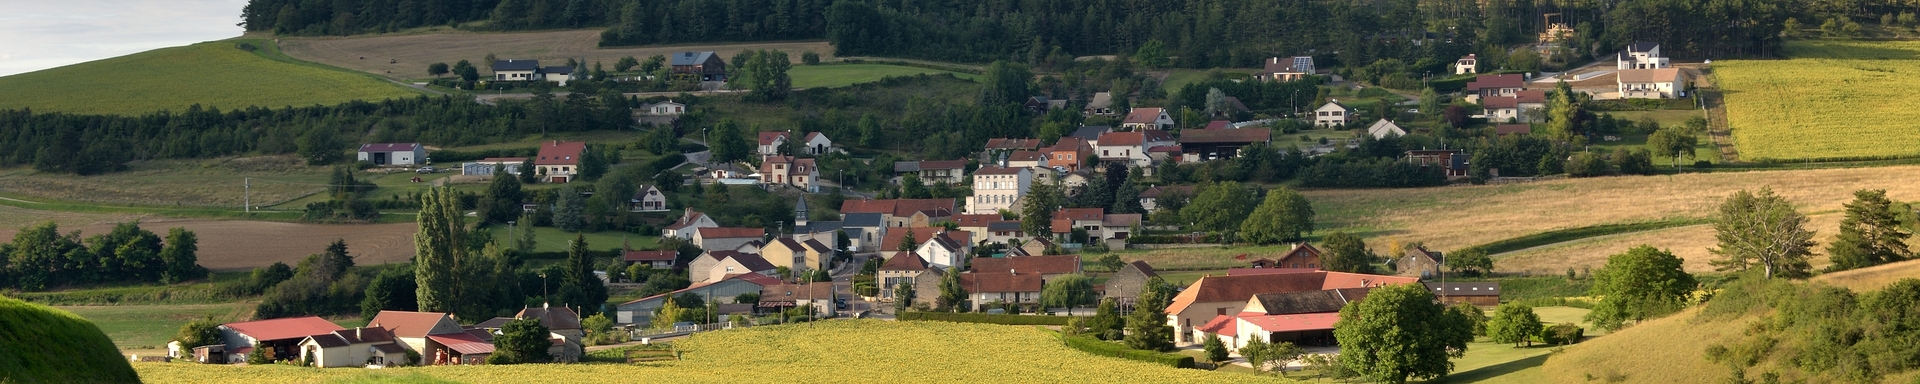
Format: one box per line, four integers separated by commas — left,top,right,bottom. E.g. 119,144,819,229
0,39,421,115
278,30,835,80
58,302,254,352
1717,40,1920,160
789,63,979,89
133,320,1279,383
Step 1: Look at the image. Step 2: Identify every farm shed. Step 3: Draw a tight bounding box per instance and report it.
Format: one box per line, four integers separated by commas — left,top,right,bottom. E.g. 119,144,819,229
358,143,425,166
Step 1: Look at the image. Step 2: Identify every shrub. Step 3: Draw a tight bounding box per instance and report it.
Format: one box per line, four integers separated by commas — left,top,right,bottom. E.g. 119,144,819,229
1541,323,1585,345
1061,333,1197,368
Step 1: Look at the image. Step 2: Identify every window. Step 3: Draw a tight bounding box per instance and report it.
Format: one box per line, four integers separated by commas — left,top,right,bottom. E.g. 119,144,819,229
1217,308,1228,315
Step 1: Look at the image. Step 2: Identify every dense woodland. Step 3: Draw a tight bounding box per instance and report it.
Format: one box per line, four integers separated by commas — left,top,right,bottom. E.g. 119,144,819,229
0,222,208,291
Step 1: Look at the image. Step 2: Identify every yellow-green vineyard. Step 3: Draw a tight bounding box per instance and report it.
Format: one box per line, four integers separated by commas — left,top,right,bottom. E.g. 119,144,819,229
1716,40,1920,161
134,320,1283,383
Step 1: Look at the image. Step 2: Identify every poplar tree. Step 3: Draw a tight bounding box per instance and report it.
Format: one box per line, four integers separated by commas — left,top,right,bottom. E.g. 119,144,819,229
414,187,467,313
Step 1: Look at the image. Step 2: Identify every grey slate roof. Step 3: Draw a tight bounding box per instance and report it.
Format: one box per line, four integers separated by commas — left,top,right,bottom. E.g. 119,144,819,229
494,60,540,71
671,51,717,66
541,66,573,75
1069,126,1112,141
842,213,884,227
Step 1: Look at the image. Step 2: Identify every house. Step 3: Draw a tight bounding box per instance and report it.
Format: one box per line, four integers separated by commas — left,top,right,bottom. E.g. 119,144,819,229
894,160,968,185
1068,126,1112,146
534,141,588,183
295,327,404,367
1004,150,1046,169
1616,42,1670,70
1095,131,1150,169
629,185,668,212
801,132,833,156
1482,90,1547,123
1366,120,1408,140
1139,185,1193,212
1203,120,1232,130
1495,124,1532,137
1465,74,1527,100
1212,97,1253,119
1268,243,1325,269
1024,96,1067,112
367,310,492,365
984,221,1024,244
1121,108,1175,130
1101,214,1141,242
616,273,776,324
670,51,727,81
1164,271,1420,344
841,213,886,252
462,157,525,176
1617,68,1684,99
1396,246,1444,279
759,155,820,192
762,238,817,272
757,132,790,156
1084,92,1116,116
493,59,542,81
879,252,942,306
623,248,678,270
1057,170,1094,197
841,198,956,228
982,138,1042,163
541,65,574,86
1102,260,1159,305
1313,101,1355,128
970,255,1082,280
1049,208,1106,241
758,282,838,318
1405,150,1469,179
1178,128,1272,162
1257,56,1316,82
511,305,584,363
217,316,346,363
1223,288,1372,349
1046,137,1093,172
663,210,718,240
687,250,779,283
915,231,973,269
357,143,425,166
1425,282,1502,306
968,166,1032,215
695,227,766,252
961,272,1044,311
640,101,686,116
1454,54,1479,75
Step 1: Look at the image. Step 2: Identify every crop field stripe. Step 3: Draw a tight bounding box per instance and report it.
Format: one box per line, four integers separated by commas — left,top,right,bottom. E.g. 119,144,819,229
1719,40,1920,161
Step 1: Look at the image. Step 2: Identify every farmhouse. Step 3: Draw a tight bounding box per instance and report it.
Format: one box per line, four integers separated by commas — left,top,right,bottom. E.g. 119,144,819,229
1313,101,1355,127
1366,120,1408,139
357,143,424,166
670,51,727,81
1425,282,1502,306
1121,107,1175,130
969,166,1032,215
218,316,346,363
1178,128,1271,162
294,327,404,368
367,310,493,365
663,210,718,240
1257,56,1316,82
1215,289,1369,349
616,273,777,324
1051,208,1107,240
1617,68,1685,99
686,250,779,283
534,140,587,183
1165,271,1419,345
1095,130,1173,169
1397,246,1444,278
1101,260,1159,305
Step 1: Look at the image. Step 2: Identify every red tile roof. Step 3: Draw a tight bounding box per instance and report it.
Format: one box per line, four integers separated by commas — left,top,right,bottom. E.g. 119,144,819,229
1482,90,1548,109
1054,208,1104,221
1495,124,1533,136
1047,137,1091,153
758,131,790,145
880,252,930,271
959,272,1044,293
1123,108,1167,124
1197,314,1238,335
970,255,1081,275
880,227,944,252
1238,312,1342,333
1097,131,1144,146
1164,272,1419,315
699,227,766,239
1276,244,1323,264
623,250,676,262
840,199,956,218
1227,268,1323,276
1007,151,1044,162
535,141,587,166
428,332,496,355
222,316,345,342
804,132,827,143
367,311,454,338
1141,130,1174,143
1178,128,1271,144
951,214,1001,227
664,211,708,231
1465,74,1527,91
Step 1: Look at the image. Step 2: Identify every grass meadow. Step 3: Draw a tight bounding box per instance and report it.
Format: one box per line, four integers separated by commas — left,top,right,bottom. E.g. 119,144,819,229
788,63,980,89
1717,40,1920,160
58,302,255,352
0,39,422,115
0,156,331,208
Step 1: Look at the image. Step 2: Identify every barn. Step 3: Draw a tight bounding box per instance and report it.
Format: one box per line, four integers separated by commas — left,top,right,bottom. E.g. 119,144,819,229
358,143,425,166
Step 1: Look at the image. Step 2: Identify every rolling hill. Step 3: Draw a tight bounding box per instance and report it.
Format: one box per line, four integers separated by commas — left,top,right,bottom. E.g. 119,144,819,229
0,38,423,115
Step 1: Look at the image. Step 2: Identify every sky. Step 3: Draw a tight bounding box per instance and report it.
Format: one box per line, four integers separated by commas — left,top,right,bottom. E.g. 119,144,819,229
0,0,251,77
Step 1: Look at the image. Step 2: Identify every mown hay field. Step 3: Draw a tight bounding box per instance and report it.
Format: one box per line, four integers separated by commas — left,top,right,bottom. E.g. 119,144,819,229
135,320,1284,383
279,30,835,80
0,39,421,115
1718,40,1920,160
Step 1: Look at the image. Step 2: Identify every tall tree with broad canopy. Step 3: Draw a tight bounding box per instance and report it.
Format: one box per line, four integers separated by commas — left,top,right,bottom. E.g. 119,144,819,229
1585,245,1696,331
488,318,552,364
936,269,968,312
1333,282,1474,384
1182,181,1254,232
1485,303,1543,347
1320,232,1376,274
1825,189,1914,272
1710,187,1815,279
1039,274,1095,308
1240,187,1315,245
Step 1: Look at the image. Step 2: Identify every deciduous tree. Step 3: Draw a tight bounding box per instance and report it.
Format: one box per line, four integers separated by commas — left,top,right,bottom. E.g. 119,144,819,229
1586,245,1696,331
1333,283,1473,384
1486,303,1543,347
1320,232,1376,274
489,318,552,364
1240,187,1315,245
1710,187,1815,279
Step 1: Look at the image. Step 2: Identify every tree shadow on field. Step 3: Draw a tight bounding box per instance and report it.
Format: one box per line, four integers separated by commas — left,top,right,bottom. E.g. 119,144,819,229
1426,353,1551,383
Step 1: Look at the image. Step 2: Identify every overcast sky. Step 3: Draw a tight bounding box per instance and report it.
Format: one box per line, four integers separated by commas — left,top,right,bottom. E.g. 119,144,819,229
0,0,250,77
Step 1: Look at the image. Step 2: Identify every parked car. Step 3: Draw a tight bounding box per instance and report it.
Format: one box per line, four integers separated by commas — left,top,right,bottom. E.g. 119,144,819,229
416,166,438,174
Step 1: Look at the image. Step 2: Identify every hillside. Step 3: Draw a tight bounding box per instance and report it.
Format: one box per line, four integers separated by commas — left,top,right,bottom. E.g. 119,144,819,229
279,31,834,80
1719,40,1920,161
0,296,140,383
0,39,421,115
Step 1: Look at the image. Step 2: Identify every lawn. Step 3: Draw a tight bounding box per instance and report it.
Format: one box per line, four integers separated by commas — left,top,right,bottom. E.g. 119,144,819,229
1162,68,1258,92
1539,306,1739,384
1718,40,1920,161
1586,130,1719,167
0,38,422,115
788,63,980,89
483,225,657,254
134,320,1283,383
57,302,254,352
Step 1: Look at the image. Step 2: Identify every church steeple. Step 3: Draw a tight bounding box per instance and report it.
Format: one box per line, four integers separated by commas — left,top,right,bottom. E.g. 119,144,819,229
794,195,809,227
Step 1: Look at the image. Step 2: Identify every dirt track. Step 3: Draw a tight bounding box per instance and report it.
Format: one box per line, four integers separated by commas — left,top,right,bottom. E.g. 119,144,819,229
0,212,415,271
279,30,834,80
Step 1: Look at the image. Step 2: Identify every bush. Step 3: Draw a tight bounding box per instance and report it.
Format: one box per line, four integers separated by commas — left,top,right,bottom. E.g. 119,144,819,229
1061,333,1197,368
1541,323,1585,345
896,311,1084,326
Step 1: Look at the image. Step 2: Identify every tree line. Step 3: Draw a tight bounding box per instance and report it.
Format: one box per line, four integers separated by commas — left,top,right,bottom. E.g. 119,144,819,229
1,222,206,291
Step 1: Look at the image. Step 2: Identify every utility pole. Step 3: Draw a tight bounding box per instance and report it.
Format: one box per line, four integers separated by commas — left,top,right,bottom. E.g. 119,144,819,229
244,178,250,213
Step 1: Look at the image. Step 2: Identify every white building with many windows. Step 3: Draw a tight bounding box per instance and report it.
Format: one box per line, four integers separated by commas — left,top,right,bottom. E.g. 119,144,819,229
968,166,1032,215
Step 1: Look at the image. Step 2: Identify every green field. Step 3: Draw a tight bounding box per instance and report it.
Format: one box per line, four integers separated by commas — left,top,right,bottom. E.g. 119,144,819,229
788,63,979,89
1718,40,1920,161
483,225,658,255
0,39,422,115
57,302,255,352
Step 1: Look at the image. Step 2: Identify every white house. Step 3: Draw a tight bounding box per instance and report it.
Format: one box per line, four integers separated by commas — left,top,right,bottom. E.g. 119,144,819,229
1121,108,1175,130
1084,92,1116,116
629,185,668,212
1617,42,1671,70
1366,120,1407,139
534,141,587,183
493,60,542,81
358,143,425,166
969,166,1032,215
295,327,405,368
1483,90,1548,123
663,210,717,239
1617,68,1684,99
217,316,346,364
695,227,767,252
1313,101,1355,128
641,101,686,115
1454,54,1478,75
802,132,833,156
915,231,972,269
757,132,789,157
1257,56,1315,82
